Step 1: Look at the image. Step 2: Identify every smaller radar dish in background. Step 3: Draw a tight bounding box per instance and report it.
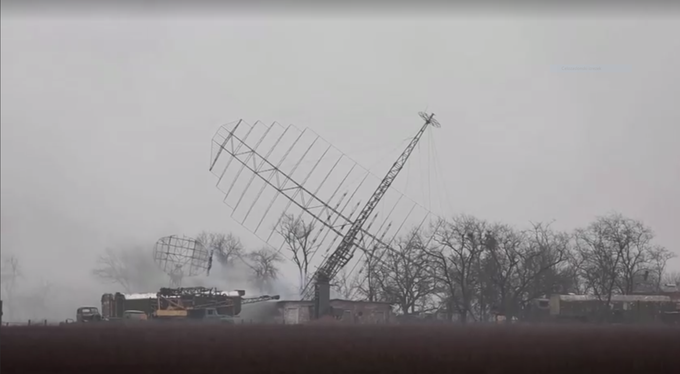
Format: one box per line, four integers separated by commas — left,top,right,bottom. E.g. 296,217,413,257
153,235,213,287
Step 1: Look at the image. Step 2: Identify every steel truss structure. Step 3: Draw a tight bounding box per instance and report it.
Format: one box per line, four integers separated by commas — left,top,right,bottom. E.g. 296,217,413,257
209,113,441,318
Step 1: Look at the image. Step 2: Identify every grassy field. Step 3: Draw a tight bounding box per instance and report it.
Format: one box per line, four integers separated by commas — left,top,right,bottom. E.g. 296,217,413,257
2,324,679,373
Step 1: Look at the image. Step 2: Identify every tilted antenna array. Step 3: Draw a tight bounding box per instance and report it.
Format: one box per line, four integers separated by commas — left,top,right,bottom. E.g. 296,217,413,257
209,113,441,318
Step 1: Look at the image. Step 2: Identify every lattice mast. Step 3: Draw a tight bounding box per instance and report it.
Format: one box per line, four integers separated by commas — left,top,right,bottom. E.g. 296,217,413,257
306,113,440,315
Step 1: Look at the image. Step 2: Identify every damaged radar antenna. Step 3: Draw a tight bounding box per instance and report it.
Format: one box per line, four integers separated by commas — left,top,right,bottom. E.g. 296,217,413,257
208,112,441,320
153,235,213,287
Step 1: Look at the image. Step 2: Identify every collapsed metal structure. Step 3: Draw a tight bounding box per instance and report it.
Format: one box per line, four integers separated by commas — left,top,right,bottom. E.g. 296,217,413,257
209,113,441,319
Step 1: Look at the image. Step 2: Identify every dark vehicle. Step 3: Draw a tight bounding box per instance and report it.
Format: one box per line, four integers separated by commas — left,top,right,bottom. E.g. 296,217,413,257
96,310,148,324
123,310,148,321
179,307,238,324
200,307,237,323
76,307,102,323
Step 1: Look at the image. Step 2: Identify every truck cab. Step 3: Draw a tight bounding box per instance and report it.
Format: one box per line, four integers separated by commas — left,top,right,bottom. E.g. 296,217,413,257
76,306,102,322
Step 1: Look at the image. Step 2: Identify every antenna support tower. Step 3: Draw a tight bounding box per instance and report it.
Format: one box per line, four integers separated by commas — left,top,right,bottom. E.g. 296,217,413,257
308,112,440,318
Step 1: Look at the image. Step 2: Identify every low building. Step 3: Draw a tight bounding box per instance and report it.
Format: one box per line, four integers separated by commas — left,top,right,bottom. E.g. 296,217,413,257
276,300,314,324
275,299,393,324
522,298,552,323
659,284,680,307
549,294,675,323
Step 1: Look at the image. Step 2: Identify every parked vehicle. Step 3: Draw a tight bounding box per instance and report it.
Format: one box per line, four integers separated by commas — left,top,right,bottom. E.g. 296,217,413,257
123,310,148,321
76,306,102,323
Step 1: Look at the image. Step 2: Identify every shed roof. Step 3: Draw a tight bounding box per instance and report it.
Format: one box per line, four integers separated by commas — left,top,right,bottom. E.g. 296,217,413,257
554,294,671,302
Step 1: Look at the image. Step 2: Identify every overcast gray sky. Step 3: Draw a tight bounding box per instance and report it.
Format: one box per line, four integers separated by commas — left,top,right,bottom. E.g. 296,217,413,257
2,12,679,293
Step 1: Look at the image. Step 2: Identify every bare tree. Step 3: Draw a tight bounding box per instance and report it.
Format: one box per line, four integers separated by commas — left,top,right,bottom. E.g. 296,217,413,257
662,271,680,287
574,223,622,307
576,213,672,292
645,245,676,292
375,228,436,314
1,254,22,320
563,248,589,294
196,231,244,267
607,216,657,294
481,222,570,321
331,267,359,300
92,248,133,292
245,247,283,294
520,222,575,297
277,214,318,296
91,247,161,292
478,223,524,320
427,215,488,323
573,213,673,319
352,235,386,302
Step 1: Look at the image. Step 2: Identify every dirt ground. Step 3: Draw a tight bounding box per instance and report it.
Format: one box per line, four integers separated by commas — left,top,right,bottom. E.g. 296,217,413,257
2,324,678,373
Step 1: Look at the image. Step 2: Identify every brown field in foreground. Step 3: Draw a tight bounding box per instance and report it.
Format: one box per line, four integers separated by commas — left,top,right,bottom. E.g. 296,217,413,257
2,324,679,374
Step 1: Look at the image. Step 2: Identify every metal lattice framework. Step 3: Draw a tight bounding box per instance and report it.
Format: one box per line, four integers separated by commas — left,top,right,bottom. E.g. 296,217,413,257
208,113,441,314
153,235,212,287
306,113,440,299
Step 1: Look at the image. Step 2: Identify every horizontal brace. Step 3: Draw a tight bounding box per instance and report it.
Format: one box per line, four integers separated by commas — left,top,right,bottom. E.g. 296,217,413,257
233,150,254,157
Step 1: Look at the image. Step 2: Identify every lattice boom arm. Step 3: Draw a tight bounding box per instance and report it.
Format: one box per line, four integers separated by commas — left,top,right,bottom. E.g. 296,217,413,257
302,113,439,298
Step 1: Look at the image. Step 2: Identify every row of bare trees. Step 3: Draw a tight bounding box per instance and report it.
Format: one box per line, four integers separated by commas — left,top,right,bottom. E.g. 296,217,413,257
86,211,677,323
278,212,677,322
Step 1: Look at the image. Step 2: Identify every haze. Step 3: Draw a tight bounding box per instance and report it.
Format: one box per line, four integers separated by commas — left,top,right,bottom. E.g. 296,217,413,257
2,9,679,321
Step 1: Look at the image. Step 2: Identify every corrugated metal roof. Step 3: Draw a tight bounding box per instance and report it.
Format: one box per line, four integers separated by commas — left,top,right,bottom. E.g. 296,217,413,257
556,294,672,302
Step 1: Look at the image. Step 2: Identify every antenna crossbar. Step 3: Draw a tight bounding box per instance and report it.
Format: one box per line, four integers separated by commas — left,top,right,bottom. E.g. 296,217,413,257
214,129,398,253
